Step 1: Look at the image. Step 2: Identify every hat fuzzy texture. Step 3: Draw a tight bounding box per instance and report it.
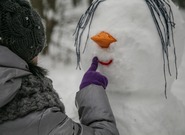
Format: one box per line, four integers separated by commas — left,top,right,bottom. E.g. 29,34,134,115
0,0,45,62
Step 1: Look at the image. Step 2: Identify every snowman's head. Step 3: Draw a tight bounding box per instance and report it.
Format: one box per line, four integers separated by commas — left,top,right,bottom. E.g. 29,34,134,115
74,0,185,96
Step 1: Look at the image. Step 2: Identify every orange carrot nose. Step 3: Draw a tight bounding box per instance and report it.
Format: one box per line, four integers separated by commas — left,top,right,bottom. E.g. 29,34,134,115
91,31,117,48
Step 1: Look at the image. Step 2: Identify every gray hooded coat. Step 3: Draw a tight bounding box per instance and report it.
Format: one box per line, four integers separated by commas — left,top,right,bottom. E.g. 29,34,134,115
0,46,119,135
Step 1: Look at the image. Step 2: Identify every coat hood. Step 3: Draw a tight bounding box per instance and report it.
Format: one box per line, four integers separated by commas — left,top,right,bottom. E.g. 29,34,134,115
0,45,31,108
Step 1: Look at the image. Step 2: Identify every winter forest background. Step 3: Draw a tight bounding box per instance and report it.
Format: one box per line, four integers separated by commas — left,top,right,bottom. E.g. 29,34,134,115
29,0,185,121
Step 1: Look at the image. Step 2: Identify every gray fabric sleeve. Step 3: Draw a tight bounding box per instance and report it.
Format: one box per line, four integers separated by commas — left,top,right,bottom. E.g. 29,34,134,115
40,85,119,135
38,108,68,135
75,85,119,135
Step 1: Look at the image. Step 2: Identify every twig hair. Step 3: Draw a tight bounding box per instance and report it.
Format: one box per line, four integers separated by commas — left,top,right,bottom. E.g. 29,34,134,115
74,0,105,69
145,0,176,98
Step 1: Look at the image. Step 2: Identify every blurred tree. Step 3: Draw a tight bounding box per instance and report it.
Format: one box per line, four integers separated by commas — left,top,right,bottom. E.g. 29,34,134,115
72,0,93,7
72,0,80,7
30,0,64,55
88,0,93,5
172,0,185,9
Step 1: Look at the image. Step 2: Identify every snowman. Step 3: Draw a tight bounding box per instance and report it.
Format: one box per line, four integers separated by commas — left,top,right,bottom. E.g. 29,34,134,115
74,0,185,134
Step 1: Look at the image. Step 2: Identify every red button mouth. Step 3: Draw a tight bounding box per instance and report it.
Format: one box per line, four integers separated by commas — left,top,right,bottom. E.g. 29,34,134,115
99,59,113,66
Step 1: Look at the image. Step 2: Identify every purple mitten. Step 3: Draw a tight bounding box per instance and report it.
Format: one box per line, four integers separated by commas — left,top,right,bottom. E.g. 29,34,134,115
80,57,108,90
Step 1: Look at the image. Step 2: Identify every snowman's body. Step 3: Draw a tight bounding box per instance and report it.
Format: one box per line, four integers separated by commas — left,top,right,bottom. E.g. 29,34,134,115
107,88,185,135
75,0,185,134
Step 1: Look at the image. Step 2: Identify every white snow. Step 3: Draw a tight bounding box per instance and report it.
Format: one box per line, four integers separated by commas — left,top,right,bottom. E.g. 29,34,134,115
172,9,185,105
38,0,185,134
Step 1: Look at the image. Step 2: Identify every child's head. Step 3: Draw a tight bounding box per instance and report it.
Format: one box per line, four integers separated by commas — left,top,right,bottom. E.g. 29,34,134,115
0,0,45,62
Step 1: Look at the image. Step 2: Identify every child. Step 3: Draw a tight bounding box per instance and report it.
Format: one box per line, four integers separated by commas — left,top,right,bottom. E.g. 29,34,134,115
0,0,119,135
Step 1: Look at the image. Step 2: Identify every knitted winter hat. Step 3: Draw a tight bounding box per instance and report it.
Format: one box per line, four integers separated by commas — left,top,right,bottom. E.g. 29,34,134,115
0,0,45,62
